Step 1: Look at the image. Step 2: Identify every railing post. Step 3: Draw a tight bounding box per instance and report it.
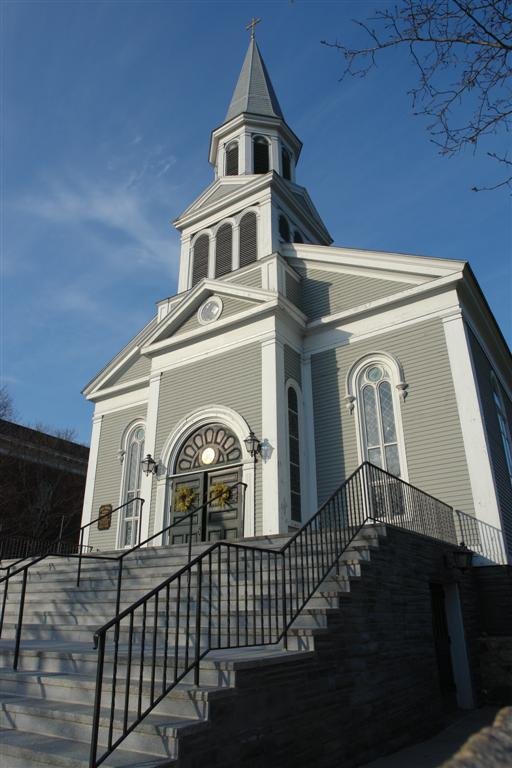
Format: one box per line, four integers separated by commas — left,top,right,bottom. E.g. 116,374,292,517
13,567,28,670
89,630,106,768
77,527,85,587
194,559,203,685
116,558,124,618
0,565,10,638
281,552,288,650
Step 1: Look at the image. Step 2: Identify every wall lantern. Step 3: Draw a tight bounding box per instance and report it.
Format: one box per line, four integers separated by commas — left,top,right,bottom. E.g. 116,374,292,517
244,430,262,459
141,454,158,477
451,541,473,572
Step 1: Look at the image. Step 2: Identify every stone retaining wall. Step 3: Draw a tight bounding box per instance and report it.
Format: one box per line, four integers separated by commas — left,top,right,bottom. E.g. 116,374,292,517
442,707,512,768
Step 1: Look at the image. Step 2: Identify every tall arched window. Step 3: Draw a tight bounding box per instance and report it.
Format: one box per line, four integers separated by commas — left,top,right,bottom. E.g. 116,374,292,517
225,141,238,176
279,215,291,243
215,223,233,277
253,136,269,174
191,233,209,286
359,364,401,476
287,386,302,522
120,425,145,548
239,211,258,267
281,147,291,180
491,374,512,484
293,230,303,244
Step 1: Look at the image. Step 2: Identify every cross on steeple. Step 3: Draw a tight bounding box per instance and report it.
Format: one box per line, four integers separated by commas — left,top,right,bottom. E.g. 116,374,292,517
246,16,261,39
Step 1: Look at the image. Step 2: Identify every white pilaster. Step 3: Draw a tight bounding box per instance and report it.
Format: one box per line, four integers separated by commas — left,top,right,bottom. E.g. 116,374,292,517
81,413,103,547
178,235,191,292
139,372,162,544
207,231,215,279
270,136,280,173
261,336,286,534
233,223,240,271
243,132,252,174
301,354,319,517
443,311,502,529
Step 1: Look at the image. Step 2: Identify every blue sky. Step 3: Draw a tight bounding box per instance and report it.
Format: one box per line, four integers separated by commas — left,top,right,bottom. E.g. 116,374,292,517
2,0,511,445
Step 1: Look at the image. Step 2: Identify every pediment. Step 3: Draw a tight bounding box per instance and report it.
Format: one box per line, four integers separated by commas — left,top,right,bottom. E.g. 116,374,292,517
143,279,274,349
176,177,256,223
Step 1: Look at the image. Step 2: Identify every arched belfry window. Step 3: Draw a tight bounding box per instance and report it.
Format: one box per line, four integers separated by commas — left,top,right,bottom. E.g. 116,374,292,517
239,211,258,267
293,230,303,244
120,424,145,548
215,223,233,277
279,215,291,243
192,234,209,286
225,141,238,176
346,354,408,479
253,136,269,174
287,385,302,522
491,374,512,483
281,148,291,180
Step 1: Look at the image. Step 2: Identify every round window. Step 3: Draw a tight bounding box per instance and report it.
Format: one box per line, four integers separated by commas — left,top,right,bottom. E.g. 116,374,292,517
366,366,383,383
197,296,223,325
200,447,217,465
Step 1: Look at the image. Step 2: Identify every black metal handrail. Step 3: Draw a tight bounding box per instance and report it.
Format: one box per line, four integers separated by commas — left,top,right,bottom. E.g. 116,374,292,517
454,508,507,565
87,461,509,767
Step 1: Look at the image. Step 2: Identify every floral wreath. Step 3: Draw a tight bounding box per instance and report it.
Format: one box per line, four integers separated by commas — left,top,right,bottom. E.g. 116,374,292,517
209,482,231,509
175,486,197,513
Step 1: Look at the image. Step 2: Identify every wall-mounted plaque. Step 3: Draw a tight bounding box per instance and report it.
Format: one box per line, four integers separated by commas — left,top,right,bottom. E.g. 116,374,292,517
98,504,113,531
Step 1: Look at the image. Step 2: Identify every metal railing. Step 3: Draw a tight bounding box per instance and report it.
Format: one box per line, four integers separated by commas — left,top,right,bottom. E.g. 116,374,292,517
455,508,507,565
87,462,508,767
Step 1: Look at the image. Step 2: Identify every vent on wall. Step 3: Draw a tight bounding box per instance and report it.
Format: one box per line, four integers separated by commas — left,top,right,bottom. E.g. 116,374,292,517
215,223,233,277
192,234,209,286
239,212,258,268
253,137,269,174
225,142,238,176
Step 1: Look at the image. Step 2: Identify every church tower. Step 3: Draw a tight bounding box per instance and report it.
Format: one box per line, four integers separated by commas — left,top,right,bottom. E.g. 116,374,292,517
174,34,331,292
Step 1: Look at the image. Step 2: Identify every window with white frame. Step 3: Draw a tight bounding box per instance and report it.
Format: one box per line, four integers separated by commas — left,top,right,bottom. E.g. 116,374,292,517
358,364,402,476
491,374,512,483
120,424,145,547
287,385,302,522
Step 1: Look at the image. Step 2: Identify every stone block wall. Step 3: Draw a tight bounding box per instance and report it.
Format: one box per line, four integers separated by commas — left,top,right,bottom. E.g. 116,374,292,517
177,526,484,768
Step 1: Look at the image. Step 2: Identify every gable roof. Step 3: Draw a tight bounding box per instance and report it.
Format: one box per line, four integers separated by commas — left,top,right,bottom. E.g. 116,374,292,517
225,38,284,122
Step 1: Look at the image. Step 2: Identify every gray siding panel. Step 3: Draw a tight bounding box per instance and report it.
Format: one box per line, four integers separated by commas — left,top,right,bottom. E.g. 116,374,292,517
298,267,415,321
467,327,512,556
311,319,475,516
228,268,262,289
284,345,302,386
285,272,302,310
152,343,262,534
175,296,259,336
89,404,147,550
108,354,151,387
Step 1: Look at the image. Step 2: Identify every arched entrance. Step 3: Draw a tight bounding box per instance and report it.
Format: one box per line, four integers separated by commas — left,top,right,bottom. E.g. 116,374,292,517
168,423,244,543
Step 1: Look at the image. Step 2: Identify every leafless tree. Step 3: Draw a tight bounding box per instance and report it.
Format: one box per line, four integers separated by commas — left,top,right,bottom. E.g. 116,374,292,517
0,386,16,420
323,0,512,191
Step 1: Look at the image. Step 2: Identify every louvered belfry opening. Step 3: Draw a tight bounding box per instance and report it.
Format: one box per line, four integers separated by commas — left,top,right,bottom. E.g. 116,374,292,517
225,141,238,176
279,215,291,243
239,211,258,267
281,148,291,180
215,223,233,277
253,136,269,174
293,230,303,244
192,234,209,286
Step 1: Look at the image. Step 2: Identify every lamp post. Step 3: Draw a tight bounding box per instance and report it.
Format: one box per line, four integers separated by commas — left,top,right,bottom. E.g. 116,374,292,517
244,431,261,536
141,454,158,477
451,541,473,572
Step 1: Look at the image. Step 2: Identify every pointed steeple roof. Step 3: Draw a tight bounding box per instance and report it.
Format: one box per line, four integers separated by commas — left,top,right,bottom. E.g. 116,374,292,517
225,38,284,122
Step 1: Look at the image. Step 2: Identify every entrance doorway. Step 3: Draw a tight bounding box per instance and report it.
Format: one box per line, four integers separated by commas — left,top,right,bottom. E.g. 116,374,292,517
430,583,458,711
168,423,244,543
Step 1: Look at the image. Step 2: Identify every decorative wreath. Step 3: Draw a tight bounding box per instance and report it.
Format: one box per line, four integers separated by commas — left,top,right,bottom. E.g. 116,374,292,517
175,486,197,513
209,482,231,509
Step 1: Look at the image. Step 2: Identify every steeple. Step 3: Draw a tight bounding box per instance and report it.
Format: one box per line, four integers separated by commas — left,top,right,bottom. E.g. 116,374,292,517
225,38,284,123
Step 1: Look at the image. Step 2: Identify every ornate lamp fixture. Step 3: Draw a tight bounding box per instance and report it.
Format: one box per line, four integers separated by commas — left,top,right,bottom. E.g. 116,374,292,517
451,541,473,572
244,430,261,459
141,454,158,477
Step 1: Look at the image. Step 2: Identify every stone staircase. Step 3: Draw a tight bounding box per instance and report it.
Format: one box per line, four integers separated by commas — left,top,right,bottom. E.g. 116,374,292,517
0,525,385,767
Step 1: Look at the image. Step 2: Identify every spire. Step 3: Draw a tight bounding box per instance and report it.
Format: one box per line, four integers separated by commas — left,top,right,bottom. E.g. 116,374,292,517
225,38,284,123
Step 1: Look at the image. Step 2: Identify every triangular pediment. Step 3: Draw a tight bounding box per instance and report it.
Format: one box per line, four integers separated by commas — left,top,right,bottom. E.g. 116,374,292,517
175,177,257,225
142,279,275,351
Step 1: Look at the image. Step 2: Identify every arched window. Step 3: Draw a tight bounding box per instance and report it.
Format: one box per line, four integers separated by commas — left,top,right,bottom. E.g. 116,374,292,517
191,233,209,286
293,230,303,244
239,211,258,267
491,374,512,483
279,215,291,243
253,136,269,174
281,147,291,180
215,223,233,277
120,425,145,548
287,386,302,522
359,364,401,476
225,141,238,176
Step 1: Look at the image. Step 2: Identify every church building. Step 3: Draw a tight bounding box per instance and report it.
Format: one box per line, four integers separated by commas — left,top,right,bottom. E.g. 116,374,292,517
80,35,512,561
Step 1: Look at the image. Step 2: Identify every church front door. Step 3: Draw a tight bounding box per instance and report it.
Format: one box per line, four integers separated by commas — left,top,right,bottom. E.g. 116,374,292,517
168,424,244,544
